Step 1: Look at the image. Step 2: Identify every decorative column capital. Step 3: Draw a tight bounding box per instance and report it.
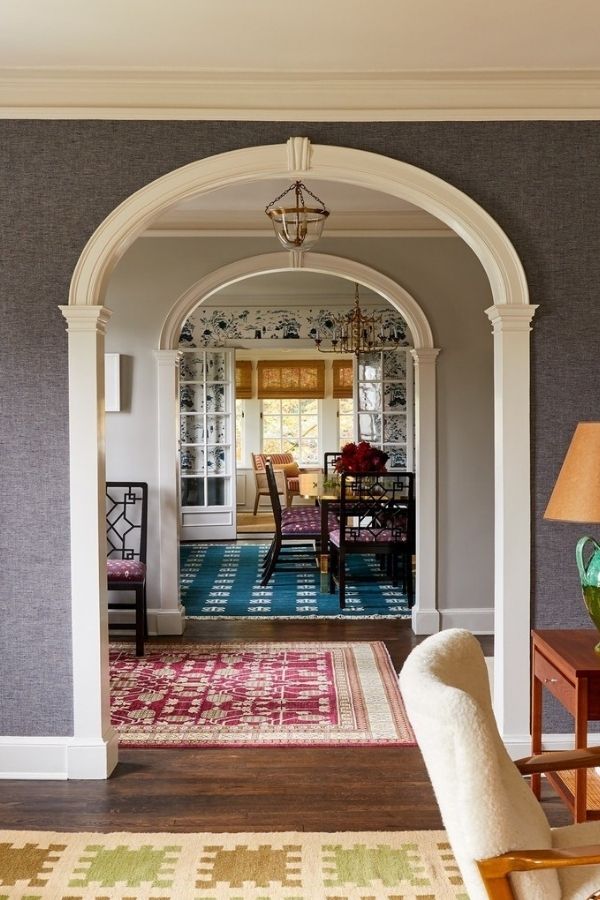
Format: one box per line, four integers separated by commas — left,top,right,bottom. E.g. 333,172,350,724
485,305,538,333
59,305,112,335
155,349,182,367
410,347,441,365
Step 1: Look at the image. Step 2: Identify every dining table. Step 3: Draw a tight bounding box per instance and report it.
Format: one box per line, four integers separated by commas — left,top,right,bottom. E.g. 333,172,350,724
298,472,340,592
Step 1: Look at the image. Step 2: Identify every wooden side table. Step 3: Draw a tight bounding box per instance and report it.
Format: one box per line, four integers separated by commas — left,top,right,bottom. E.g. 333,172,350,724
531,629,600,822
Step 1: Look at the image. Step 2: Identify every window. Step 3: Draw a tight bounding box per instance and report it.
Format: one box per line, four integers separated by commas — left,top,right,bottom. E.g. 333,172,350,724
262,398,319,465
338,397,355,446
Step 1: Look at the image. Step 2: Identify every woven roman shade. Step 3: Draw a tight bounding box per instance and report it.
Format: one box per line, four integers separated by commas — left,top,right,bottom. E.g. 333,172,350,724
235,360,253,398
257,360,325,399
332,360,353,399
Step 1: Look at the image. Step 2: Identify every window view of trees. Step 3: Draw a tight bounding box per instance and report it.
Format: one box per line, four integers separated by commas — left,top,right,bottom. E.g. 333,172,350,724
262,399,319,465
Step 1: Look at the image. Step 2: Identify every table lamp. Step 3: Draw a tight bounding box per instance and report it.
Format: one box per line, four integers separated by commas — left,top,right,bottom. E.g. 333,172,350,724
544,422,600,650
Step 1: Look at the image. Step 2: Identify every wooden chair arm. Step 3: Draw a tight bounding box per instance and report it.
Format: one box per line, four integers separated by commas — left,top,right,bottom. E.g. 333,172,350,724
478,844,600,899
516,746,600,775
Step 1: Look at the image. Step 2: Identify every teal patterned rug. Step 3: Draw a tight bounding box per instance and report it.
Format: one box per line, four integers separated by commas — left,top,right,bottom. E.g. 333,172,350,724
180,542,411,618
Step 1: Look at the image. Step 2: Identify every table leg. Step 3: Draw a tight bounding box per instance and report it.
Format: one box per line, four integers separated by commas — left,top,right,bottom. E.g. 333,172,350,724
319,498,329,592
574,677,589,823
531,665,542,799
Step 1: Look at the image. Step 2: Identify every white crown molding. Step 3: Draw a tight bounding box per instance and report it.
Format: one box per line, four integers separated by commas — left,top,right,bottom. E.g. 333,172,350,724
2,68,600,119
144,209,454,237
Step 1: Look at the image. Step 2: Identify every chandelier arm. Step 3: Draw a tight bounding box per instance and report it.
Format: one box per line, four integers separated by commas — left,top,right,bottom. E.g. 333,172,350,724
313,283,403,356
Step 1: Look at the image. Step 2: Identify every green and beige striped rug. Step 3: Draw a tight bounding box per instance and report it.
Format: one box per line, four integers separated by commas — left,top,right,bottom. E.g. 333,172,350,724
0,829,466,899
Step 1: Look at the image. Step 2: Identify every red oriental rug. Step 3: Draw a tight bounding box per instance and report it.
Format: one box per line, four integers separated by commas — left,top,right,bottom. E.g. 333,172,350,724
110,641,415,748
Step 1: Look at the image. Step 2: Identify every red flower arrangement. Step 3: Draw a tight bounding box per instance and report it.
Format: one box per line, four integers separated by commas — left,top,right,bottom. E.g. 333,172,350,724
334,441,389,474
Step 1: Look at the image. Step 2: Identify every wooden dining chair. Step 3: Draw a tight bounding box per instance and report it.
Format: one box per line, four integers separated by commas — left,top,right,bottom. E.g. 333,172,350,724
323,451,343,477
106,481,148,656
261,460,336,586
328,470,414,608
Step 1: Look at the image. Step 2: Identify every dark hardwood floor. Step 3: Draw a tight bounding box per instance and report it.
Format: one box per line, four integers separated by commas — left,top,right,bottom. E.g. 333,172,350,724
1,619,571,832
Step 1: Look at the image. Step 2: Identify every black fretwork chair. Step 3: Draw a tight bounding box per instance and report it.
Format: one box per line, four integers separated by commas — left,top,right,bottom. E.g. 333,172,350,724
328,471,415,609
106,481,148,656
261,460,337,587
323,451,343,477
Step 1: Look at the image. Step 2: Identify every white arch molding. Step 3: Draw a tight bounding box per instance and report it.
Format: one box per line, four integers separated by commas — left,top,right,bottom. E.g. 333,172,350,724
53,137,536,780
154,252,440,650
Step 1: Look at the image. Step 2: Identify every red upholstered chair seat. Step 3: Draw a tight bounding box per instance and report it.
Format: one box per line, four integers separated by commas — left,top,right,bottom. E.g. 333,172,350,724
107,559,146,582
281,507,337,537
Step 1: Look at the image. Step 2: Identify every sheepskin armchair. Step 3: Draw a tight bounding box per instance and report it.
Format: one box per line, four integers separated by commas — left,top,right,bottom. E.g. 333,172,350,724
399,629,600,900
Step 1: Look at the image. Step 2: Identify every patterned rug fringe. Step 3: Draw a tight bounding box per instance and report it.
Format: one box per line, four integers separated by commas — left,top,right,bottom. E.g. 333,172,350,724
186,613,410,620
0,829,466,899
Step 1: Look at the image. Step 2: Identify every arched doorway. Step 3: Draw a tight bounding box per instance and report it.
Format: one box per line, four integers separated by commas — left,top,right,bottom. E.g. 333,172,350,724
154,253,438,641
60,137,535,778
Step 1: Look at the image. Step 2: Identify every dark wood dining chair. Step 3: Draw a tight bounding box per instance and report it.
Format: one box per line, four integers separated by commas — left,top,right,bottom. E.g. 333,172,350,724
328,471,415,608
323,451,343,477
106,481,148,656
261,460,337,586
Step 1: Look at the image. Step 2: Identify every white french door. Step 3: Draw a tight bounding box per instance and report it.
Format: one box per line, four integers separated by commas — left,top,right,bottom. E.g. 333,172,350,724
179,348,237,540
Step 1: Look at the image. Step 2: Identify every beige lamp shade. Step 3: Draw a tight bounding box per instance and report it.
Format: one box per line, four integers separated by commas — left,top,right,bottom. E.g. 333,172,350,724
544,422,600,523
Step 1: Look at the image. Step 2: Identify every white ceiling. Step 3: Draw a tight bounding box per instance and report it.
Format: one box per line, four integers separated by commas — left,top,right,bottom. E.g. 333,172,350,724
2,1,600,117
2,0,600,71
207,271,382,303
150,178,448,235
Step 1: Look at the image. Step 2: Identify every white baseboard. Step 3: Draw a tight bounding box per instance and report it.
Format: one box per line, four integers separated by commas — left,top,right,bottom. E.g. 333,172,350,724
439,606,494,634
67,731,119,779
0,732,119,780
411,608,440,634
147,606,187,635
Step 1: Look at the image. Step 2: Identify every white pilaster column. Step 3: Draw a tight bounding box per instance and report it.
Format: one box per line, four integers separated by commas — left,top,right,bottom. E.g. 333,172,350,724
154,350,185,635
59,305,118,779
410,348,441,634
485,304,538,751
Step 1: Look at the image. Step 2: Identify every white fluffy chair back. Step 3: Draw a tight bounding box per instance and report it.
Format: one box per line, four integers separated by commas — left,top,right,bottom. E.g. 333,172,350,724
399,629,561,900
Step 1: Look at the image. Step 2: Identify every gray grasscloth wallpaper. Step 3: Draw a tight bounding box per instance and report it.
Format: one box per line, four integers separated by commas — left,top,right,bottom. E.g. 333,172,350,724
1,121,598,736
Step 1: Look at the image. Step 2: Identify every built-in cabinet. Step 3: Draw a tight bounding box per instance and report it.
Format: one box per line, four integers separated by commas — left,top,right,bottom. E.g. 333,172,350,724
356,349,413,470
179,348,237,540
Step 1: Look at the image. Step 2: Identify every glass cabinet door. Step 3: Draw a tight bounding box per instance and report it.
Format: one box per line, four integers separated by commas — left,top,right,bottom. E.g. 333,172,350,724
355,349,414,471
179,349,236,540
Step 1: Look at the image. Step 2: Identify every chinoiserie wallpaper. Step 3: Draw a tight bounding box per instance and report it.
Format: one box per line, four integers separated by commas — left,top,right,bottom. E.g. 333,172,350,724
179,304,410,346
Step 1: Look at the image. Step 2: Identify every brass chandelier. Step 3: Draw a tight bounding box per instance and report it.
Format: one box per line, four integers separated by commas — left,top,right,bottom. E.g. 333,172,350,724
314,283,405,357
265,181,329,250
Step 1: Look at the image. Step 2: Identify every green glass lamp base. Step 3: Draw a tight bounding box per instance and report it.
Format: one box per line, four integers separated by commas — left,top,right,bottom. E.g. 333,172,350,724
582,586,600,653
577,536,600,654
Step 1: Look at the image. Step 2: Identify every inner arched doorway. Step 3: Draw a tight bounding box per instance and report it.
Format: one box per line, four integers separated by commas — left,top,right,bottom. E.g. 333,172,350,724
60,137,536,778
154,253,439,645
